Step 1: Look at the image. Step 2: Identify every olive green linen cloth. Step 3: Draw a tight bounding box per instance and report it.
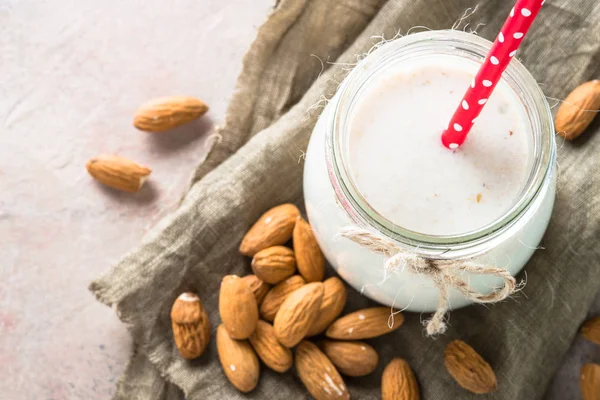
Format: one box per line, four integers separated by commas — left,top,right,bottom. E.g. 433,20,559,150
90,0,600,398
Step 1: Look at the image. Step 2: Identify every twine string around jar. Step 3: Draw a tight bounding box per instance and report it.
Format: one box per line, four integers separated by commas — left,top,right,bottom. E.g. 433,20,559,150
340,226,519,335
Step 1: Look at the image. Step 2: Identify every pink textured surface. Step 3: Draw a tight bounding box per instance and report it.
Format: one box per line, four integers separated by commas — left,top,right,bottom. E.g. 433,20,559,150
1,1,597,399
0,0,270,398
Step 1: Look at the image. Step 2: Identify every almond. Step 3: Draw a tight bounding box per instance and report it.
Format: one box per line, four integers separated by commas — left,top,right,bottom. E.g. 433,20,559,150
382,358,420,400
555,80,600,140
326,307,403,340
248,320,293,373
444,340,497,394
216,325,260,393
293,216,325,282
170,292,211,359
274,282,324,347
306,277,347,337
581,363,600,400
251,246,296,284
219,275,258,339
241,275,271,306
86,154,151,193
133,96,209,132
295,341,349,400
259,275,306,322
240,204,300,256
581,316,600,345
320,340,378,377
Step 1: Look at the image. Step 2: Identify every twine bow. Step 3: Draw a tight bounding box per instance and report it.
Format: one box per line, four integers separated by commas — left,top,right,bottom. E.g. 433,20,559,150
340,226,519,335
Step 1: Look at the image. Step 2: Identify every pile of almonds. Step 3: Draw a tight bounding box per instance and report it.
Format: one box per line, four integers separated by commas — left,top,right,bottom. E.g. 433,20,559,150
170,203,505,399
214,203,406,398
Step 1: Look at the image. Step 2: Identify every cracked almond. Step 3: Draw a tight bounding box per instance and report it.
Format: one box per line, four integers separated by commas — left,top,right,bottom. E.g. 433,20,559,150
170,292,210,359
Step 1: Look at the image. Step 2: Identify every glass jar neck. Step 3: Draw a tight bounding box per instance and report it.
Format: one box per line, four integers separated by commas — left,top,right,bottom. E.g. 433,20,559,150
325,30,555,254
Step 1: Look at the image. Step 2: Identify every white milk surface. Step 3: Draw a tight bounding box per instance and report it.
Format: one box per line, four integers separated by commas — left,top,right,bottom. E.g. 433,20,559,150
348,56,532,235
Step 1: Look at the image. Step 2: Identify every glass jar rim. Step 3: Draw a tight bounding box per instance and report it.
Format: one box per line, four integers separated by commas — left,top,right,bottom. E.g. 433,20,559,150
326,30,556,251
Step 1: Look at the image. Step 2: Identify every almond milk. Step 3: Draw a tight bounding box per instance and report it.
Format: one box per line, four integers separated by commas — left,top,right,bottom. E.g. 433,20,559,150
347,56,532,235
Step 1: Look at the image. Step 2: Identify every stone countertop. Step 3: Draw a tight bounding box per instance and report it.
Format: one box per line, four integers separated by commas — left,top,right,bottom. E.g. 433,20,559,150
0,0,271,397
0,1,597,399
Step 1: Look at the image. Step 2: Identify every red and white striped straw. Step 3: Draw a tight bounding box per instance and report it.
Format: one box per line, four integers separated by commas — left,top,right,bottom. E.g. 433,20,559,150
441,0,544,149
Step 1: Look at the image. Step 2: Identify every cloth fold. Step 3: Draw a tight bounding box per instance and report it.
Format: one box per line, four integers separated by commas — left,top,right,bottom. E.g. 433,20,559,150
90,0,600,399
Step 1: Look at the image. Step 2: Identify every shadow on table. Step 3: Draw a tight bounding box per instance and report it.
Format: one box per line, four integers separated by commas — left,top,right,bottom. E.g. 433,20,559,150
143,115,215,155
94,179,160,205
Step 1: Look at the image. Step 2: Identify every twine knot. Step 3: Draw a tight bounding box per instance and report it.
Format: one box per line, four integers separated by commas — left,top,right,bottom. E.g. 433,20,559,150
340,226,519,335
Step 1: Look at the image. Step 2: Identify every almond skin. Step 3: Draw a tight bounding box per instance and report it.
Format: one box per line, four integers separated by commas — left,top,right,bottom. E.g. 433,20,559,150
216,325,260,393
218,275,258,339
274,282,324,347
555,80,600,140
382,358,420,400
581,316,600,345
295,341,349,400
581,363,600,400
444,340,497,394
259,275,306,322
86,154,151,193
306,277,347,337
241,275,271,306
251,246,296,284
133,96,209,132
321,340,378,377
293,216,325,282
248,320,293,373
170,292,211,359
326,307,404,340
240,204,300,256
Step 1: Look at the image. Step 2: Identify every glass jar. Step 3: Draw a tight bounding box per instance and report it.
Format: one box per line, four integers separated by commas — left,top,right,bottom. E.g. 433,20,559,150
303,30,556,312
